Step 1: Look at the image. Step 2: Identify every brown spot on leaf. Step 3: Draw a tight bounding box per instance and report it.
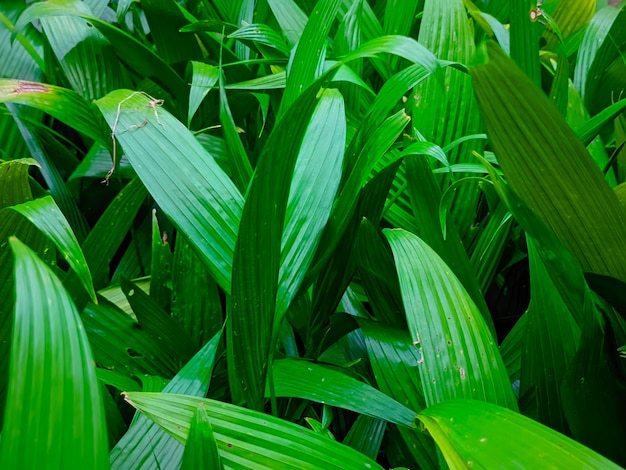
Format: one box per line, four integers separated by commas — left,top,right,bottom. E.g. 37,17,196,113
13,81,50,94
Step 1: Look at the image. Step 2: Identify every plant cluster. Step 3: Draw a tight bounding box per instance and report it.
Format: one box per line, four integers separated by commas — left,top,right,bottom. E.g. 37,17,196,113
0,0,625,468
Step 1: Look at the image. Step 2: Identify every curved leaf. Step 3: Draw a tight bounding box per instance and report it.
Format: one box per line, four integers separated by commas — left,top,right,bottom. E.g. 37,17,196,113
229,85,339,409
0,78,108,145
123,391,383,470
384,228,517,410
8,195,96,302
1,238,107,469
471,42,626,283
111,330,223,470
270,358,416,427
95,89,244,294
417,399,622,469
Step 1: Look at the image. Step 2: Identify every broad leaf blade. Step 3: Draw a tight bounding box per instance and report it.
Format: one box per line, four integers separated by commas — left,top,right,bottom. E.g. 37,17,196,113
180,406,224,470
96,89,244,294
9,195,96,302
111,329,223,470
384,228,517,410
471,42,626,283
417,399,622,469
0,78,108,145
1,238,107,469
270,358,416,427
229,84,334,409
123,392,383,469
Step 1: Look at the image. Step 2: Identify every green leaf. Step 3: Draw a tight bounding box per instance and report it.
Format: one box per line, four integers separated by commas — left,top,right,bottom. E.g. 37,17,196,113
266,0,308,46
83,299,178,378
0,159,53,424
471,42,626,284
123,392,383,469
8,195,96,302
172,235,224,349
8,105,90,240
219,70,252,193
574,3,626,109
417,399,623,469
229,85,338,409
520,238,581,432
384,228,517,410
95,89,244,294
149,210,172,309
229,23,291,56
277,88,345,319
404,154,495,336
111,329,223,470
63,177,148,308
383,0,418,37
270,358,417,427
121,277,196,364
354,220,405,329
14,0,188,102
142,0,202,66
280,0,342,115
180,405,224,470
510,0,540,84
561,311,626,464
40,10,130,100
1,238,107,469
0,79,108,147
343,416,386,461
188,61,219,126
358,318,439,468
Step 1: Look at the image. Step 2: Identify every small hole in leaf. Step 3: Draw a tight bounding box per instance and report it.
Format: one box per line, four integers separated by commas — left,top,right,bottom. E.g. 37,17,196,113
126,348,143,358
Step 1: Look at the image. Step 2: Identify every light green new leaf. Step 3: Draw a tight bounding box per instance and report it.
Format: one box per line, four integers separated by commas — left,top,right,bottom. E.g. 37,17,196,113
96,89,244,294
270,358,416,427
471,42,626,284
8,195,96,302
384,228,517,410
0,238,107,469
181,405,224,470
111,330,223,470
123,392,383,469
417,399,622,469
